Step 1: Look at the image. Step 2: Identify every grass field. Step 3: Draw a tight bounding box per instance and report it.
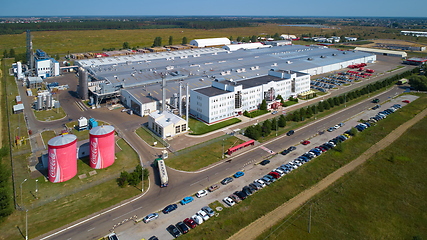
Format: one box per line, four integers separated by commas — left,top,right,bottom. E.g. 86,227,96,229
245,109,269,118
258,106,427,240
178,94,427,240
0,138,142,240
166,136,244,171
135,126,166,147
65,120,109,141
33,107,66,121
188,117,241,135
40,130,56,145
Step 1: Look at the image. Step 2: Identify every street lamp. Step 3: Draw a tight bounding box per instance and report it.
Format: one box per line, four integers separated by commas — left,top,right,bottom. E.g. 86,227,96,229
222,139,225,159
344,94,346,108
35,179,38,199
25,209,28,240
275,118,278,137
315,104,317,120
20,178,27,208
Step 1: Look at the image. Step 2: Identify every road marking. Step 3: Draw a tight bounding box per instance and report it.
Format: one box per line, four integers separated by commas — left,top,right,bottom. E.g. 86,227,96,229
166,88,171,93
171,87,177,91
190,178,206,186
87,227,95,232
112,206,143,221
153,90,159,95
141,93,145,97
192,83,198,87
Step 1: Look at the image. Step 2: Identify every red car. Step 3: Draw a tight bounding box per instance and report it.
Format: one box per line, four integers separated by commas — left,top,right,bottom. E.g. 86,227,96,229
402,100,410,103
184,218,197,229
302,140,310,145
268,172,280,179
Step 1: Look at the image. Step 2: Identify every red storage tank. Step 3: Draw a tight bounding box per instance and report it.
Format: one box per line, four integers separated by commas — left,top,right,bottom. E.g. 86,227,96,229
89,125,115,169
48,134,77,183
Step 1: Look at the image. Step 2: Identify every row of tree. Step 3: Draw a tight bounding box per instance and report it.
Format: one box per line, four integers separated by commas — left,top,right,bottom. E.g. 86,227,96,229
151,36,188,47
409,65,427,91
244,115,286,140
0,146,13,223
117,165,149,188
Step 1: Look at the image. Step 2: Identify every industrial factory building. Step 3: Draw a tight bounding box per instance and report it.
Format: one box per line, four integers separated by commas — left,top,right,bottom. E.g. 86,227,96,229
74,40,376,121
189,37,231,48
190,69,310,124
34,49,60,79
148,111,188,139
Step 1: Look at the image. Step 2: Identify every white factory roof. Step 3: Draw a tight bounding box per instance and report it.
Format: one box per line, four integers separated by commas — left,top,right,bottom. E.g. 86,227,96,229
222,42,266,51
149,110,185,128
13,104,24,112
354,47,407,57
189,38,231,48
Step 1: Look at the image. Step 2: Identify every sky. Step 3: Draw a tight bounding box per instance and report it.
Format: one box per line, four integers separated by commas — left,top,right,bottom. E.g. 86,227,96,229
0,0,426,18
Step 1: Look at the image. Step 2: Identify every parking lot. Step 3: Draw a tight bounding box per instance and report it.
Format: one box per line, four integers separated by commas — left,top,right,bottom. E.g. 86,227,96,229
114,93,418,240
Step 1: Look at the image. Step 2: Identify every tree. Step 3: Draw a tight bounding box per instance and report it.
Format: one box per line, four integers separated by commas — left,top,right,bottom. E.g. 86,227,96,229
278,114,286,127
182,37,188,44
9,49,15,58
328,98,334,108
169,36,173,45
262,120,272,136
229,36,233,41
2,50,7,58
334,97,340,106
260,99,267,110
118,171,129,187
339,96,344,104
318,102,324,112
271,117,277,131
273,33,280,40
236,36,242,42
306,106,313,117
123,42,130,49
325,33,331,38
152,37,162,47
299,108,306,120
251,35,257,43
323,101,331,110
409,75,427,91
350,127,358,136
340,35,346,43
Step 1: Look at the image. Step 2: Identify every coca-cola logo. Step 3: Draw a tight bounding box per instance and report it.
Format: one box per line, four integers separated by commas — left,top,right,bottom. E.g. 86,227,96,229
49,150,57,179
90,139,98,165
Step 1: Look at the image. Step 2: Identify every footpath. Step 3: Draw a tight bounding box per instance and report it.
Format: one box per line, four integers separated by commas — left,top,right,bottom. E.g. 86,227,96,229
229,107,427,240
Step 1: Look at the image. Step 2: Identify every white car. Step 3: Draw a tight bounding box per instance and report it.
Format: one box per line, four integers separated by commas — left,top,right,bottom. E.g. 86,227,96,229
191,214,204,225
334,125,340,129
196,190,208,198
197,210,210,221
255,179,266,188
223,197,235,207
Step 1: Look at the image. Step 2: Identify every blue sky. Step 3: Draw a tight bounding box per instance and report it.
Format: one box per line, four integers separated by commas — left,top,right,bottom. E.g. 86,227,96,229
1,0,426,18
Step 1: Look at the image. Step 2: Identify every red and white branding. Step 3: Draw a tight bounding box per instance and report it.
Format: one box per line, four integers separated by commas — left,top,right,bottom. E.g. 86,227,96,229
90,138,98,166
48,149,57,180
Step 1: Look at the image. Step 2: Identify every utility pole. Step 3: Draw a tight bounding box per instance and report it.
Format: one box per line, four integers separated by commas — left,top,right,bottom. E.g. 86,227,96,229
222,139,225,159
26,209,28,240
308,203,312,233
344,93,346,108
21,179,27,208
276,118,278,136
35,179,38,199
315,104,317,120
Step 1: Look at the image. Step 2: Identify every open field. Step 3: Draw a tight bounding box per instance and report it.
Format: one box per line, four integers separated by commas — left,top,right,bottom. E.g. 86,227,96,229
178,94,427,240
257,104,427,240
189,117,241,135
2,24,426,58
0,138,143,240
166,136,244,171
135,126,167,147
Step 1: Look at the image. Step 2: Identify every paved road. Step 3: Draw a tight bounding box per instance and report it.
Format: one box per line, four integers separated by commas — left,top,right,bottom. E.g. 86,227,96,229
230,99,427,240
29,56,412,240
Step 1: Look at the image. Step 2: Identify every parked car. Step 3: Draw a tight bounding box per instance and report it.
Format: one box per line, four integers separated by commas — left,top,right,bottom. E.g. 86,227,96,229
163,204,178,214
260,159,270,165
234,190,247,200
272,111,278,114
221,177,234,185
302,140,310,145
373,98,380,103
167,225,181,238
242,186,253,196
281,149,290,155
181,196,194,205
176,221,189,234
208,184,220,192
184,218,197,229
148,236,158,240
288,146,297,151
197,210,210,221
328,127,335,132
402,100,410,103
191,214,204,225
108,233,119,240
234,171,245,178
223,197,235,206
269,172,280,179
202,206,215,217
196,190,208,198
229,194,242,203
254,179,266,188
287,130,295,136
143,213,159,223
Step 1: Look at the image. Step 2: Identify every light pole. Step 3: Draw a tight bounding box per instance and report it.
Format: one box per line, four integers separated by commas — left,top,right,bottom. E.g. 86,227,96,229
275,118,278,137
25,209,28,240
222,139,225,159
315,104,317,120
35,179,38,199
344,93,346,108
20,178,27,208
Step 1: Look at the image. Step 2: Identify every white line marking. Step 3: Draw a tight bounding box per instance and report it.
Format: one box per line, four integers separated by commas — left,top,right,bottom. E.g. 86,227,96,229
112,206,143,221
87,228,95,232
190,178,206,186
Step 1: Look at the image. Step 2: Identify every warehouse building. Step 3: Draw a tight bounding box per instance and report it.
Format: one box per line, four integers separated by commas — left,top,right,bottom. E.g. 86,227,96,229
34,49,60,79
148,110,187,139
189,38,231,48
401,31,427,38
190,69,310,124
222,42,266,51
354,47,407,58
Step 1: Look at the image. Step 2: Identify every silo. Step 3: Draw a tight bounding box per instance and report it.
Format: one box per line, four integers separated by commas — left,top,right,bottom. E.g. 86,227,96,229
78,67,88,100
37,95,43,110
89,125,115,169
46,94,52,109
48,134,77,183
17,62,22,79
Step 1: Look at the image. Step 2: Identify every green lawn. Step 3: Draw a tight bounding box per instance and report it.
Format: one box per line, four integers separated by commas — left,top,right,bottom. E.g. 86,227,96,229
244,109,269,118
65,120,109,141
258,106,427,240
283,100,298,107
40,130,56,145
135,127,166,147
166,136,244,171
33,107,66,121
388,65,405,72
178,94,427,240
188,117,241,135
